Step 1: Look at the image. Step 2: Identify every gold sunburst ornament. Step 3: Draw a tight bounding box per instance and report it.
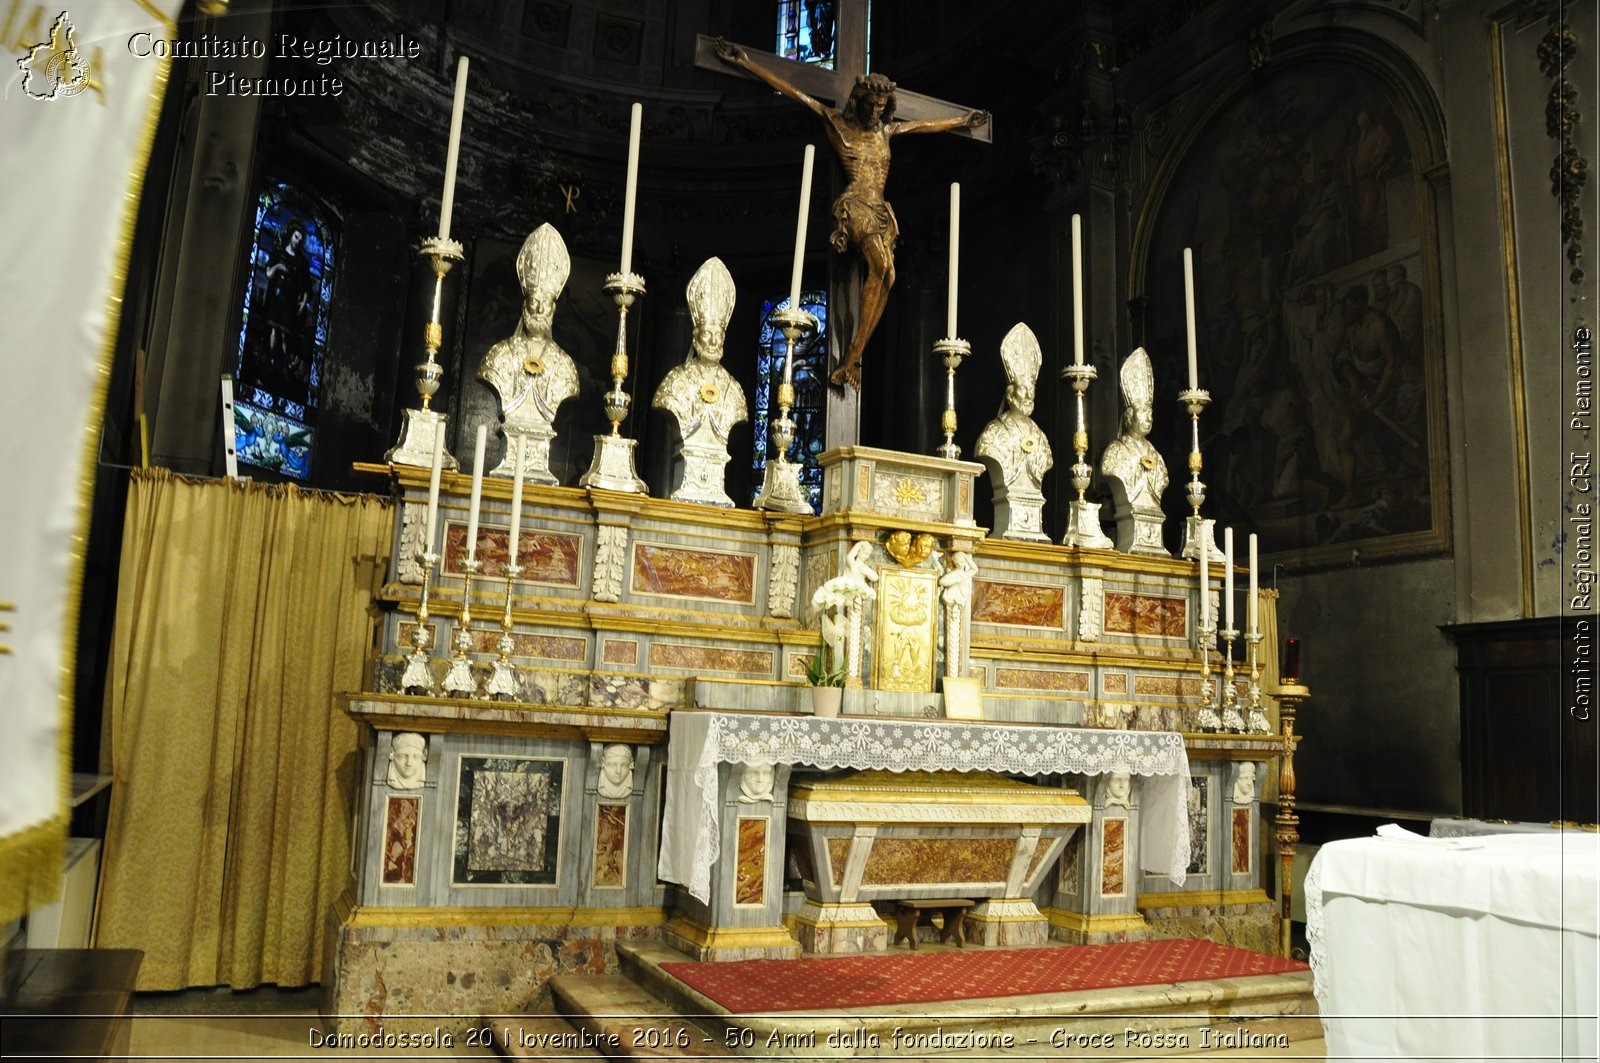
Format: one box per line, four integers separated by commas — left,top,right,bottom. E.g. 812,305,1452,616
524,354,546,375
699,383,721,403
1140,454,1158,470
892,478,926,506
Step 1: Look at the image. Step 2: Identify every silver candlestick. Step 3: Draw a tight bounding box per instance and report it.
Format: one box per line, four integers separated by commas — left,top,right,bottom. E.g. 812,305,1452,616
933,337,971,461
1194,615,1222,733
485,562,523,701
754,306,815,513
1060,363,1114,548
1220,626,1245,732
580,271,648,493
1245,631,1271,733
1177,388,1221,560
387,237,464,469
400,550,441,696
441,556,483,698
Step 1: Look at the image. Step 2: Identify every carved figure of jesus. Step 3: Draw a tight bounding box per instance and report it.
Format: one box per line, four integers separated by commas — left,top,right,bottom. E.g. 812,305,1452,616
714,38,989,390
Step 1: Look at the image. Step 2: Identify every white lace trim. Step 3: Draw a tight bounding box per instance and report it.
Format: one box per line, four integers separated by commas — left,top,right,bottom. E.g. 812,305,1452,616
666,712,1191,904
1304,850,1331,1015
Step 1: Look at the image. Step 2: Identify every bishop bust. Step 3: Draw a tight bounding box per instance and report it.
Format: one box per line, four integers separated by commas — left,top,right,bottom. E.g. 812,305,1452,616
976,322,1052,542
1100,347,1170,555
652,257,748,507
479,224,578,484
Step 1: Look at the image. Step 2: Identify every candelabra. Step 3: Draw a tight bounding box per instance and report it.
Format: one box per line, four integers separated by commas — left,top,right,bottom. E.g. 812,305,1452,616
1060,363,1114,548
580,272,648,493
441,557,483,698
1194,615,1222,732
1272,679,1309,958
1245,632,1271,733
400,550,441,695
754,307,815,513
1219,627,1245,732
485,562,522,700
1177,388,1221,560
387,237,464,468
933,337,972,460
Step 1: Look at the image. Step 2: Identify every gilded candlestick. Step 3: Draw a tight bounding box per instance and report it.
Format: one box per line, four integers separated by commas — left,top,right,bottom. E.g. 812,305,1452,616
387,237,465,468
1219,627,1245,732
1194,614,1222,733
1177,388,1220,560
1271,679,1309,958
1245,631,1271,733
441,556,483,698
1060,363,1113,548
485,562,523,701
754,307,815,513
933,337,971,461
580,272,648,493
400,550,441,696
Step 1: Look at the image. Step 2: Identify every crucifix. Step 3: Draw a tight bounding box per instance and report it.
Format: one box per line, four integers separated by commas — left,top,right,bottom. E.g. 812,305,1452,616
694,5,990,449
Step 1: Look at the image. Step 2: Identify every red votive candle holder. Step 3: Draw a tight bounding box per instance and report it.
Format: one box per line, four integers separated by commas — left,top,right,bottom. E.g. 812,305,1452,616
1281,638,1301,683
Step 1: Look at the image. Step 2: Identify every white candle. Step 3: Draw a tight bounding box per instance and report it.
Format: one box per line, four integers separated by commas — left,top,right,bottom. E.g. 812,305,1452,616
1183,247,1199,390
438,56,469,242
1198,522,1209,628
1223,525,1235,630
788,145,815,311
1248,532,1259,637
946,183,961,338
619,102,643,276
507,436,526,570
465,423,487,563
424,429,445,552
1072,214,1084,365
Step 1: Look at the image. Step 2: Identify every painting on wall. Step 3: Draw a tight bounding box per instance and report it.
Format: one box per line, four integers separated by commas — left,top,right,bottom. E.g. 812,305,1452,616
1142,65,1449,566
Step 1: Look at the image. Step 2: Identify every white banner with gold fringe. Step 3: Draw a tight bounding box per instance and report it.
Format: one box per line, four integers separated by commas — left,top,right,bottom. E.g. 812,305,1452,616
0,0,181,922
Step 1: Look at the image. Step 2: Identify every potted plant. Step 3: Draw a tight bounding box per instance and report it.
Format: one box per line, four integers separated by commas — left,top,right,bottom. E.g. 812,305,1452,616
804,640,844,717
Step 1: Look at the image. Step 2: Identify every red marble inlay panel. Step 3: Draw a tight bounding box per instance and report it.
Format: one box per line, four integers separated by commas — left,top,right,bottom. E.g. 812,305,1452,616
1232,807,1251,875
972,581,1065,628
1100,818,1126,896
602,639,639,666
1105,593,1187,637
382,796,420,886
735,817,767,905
442,523,582,585
399,623,586,662
995,667,1090,693
861,838,1014,885
650,643,773,675
594,803,627,888
631,543,755,603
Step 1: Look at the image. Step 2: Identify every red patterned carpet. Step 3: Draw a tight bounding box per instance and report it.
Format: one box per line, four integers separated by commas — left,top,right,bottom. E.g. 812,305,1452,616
661,939,1308,1013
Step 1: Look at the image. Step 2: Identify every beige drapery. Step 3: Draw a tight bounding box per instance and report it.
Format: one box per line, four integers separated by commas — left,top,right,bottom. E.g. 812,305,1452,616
94,468,392,991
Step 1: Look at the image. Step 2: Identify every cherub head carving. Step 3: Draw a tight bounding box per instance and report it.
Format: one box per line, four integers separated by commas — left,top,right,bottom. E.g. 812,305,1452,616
686,257,737,364
998,322,1043,417
387,732,427,790
514,224,571,330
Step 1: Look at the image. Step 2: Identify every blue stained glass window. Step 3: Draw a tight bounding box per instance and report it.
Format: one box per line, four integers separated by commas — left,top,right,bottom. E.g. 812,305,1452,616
752,291,828,513
775,0,857,68
232,181,338,480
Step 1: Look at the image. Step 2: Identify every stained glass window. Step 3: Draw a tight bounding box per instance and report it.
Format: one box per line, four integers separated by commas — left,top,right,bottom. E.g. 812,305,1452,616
775,0,862,68
752,291,828,512
231,181,338,480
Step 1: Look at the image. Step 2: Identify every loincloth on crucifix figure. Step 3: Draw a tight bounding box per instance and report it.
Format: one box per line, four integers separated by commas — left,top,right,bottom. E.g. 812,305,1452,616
713,38,989,391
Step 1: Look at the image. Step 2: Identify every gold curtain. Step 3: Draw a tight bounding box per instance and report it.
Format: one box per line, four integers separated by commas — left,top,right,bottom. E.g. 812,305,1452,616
94,468,392,991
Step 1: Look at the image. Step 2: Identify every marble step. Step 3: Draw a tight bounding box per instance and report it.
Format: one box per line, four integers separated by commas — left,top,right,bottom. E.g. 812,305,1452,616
548,973,724,1059
614,940,1320,1059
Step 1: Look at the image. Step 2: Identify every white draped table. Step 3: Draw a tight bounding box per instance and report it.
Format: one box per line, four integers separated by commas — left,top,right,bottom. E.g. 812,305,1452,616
658,710,1191,905
1307,831,1599,1063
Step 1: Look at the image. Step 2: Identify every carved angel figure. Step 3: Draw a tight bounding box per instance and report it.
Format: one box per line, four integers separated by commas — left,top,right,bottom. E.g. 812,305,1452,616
938,550,978,611
478,224,578,482
810,541,880,683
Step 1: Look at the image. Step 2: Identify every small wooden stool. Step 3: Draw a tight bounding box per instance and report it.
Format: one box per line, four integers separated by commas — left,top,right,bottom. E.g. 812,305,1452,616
893,899,974,950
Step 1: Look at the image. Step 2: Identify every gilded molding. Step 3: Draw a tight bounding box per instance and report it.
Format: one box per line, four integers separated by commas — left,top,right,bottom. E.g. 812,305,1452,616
341,903,668,928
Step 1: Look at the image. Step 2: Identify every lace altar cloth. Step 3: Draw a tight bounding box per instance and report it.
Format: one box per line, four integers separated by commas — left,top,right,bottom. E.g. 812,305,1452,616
658,711,1191,904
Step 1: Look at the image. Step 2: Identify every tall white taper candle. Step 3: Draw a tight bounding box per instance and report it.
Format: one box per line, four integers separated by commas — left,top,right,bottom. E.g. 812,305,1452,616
424,430,445,551
438,57,469,242
620,103,643,276
1072,214,1085,365
1248,532,1259,636
507,436,527,570
1183,247,1199,390
465,424,487,563
946,183,961,338
1198,521,1209,628
788,145,815,312
1223,525,1235,629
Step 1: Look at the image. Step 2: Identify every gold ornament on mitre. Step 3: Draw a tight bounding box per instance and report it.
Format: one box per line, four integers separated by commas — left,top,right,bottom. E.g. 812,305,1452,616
515,223,571,309
1119,346,1155,411
998,321,1043,389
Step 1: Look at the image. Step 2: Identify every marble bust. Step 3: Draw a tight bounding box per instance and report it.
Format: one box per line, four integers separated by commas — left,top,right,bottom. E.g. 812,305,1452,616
652,257,748,506
387,732,427,790
1232,762,1258,805
478,223,578,483
598,743,634,799
738,761,775,804
1100,347,1169,555
975,322,1052,541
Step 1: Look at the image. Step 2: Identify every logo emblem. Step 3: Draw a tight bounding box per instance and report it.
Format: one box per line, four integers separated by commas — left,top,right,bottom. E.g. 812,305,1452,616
18,11,93,100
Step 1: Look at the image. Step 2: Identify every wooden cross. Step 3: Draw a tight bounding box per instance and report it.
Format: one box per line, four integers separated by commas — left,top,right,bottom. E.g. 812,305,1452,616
694,3,990,449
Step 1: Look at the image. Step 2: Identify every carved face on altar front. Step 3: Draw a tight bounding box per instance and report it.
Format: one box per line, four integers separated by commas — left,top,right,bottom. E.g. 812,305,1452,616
739,762,775,803
1232,762,1258,805
387,732,427,790
598,743,635,798
1104,770,1131,808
